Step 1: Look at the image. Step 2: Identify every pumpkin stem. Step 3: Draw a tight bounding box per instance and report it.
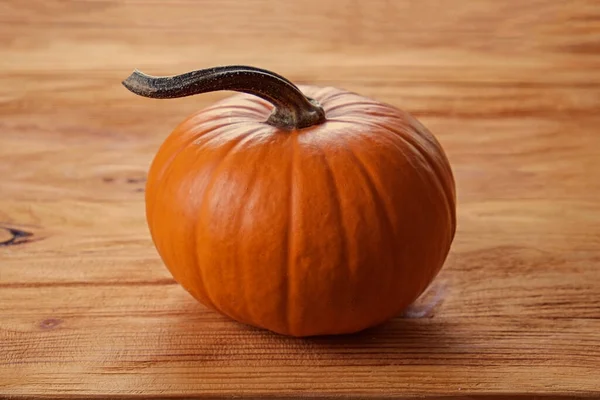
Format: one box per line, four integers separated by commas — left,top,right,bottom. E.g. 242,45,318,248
122,65,326,130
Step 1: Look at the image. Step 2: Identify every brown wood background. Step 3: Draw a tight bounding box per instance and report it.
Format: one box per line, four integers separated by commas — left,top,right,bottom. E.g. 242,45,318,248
1,0,600,398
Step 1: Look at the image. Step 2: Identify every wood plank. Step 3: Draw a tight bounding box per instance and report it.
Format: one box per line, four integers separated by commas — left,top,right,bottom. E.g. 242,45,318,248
2,315,599,396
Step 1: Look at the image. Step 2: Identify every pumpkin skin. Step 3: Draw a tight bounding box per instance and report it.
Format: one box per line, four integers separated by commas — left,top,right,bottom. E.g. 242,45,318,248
144,85,456,337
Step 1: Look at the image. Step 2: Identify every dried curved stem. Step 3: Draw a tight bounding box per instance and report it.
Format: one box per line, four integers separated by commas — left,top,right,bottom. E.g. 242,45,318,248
122,65,326,130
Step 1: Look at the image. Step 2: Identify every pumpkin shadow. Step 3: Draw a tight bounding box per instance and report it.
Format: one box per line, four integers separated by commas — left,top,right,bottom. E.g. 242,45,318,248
301,317,458,368
290,280,460,367
163,279,458,370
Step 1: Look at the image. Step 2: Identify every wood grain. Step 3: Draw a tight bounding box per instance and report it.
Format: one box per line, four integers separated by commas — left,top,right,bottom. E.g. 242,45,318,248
1,0,600,398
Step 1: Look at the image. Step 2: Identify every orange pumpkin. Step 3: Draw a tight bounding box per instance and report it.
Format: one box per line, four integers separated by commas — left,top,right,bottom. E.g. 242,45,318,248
123,65,456,337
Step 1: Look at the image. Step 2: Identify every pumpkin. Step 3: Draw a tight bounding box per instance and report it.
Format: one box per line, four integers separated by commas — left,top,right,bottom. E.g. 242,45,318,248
123,65,456,337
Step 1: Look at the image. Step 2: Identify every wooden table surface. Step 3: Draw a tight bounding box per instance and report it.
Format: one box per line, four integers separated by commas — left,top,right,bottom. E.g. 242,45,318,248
2,1,600,398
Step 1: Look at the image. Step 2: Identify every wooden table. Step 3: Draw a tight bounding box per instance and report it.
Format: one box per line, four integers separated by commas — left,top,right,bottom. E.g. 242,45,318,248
2,1,599,398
